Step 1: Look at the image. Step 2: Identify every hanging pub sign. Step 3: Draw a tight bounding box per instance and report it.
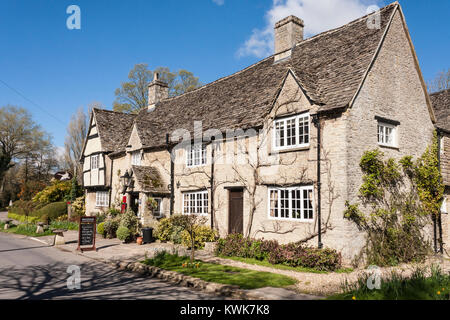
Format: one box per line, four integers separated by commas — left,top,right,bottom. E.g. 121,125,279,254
54,171,73,181
77,216,97,252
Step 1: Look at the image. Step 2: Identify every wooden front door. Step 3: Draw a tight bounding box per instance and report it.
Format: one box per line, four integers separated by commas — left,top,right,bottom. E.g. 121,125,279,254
129,193,139,215
228,189,244,234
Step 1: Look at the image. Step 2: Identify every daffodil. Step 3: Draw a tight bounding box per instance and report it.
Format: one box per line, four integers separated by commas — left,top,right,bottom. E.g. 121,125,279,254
352,296,356,300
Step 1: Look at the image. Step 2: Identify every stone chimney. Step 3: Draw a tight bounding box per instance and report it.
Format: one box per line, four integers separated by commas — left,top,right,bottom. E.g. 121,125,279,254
274,15,304,61
148,72,169,111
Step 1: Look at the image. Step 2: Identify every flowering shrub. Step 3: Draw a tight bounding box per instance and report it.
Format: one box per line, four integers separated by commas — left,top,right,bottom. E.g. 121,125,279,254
154,216,184,244
216,234,342,271
32,180,71,205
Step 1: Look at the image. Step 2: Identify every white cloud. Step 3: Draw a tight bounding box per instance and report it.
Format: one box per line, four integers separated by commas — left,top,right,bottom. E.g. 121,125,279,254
237,0,380,58
212,0,225,6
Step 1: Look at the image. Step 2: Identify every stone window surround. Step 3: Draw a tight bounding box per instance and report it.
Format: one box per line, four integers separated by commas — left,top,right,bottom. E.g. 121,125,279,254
267,185,314,222
376,115,400,149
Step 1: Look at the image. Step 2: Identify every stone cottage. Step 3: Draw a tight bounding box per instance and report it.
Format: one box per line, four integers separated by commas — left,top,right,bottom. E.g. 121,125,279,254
80,2,447,261
430,88,450,254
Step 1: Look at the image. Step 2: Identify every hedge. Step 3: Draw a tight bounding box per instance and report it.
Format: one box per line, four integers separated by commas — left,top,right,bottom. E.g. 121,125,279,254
7,212,40,223
33,202,68,223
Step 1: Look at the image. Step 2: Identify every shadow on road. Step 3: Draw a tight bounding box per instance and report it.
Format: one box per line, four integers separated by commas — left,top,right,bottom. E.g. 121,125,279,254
0,261,219,300
0,245,50,254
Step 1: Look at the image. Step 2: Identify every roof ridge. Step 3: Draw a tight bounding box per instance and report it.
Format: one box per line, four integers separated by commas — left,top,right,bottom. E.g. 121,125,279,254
159,2,398,104
294,2,398,49
430,88,450,96
93,107,137,116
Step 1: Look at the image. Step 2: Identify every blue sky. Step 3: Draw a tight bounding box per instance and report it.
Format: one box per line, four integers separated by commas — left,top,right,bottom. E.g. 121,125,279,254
0,0,448,149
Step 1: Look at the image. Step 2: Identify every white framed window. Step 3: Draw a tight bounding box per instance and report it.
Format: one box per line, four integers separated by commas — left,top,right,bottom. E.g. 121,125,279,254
268,186,314,221
152,198,163,217
183,190,209,215
273,113,310,150
377,122,397,147
91,154,99,169
96,191,109,207
186,143,207,167
442,197,448,214
131,151,141,166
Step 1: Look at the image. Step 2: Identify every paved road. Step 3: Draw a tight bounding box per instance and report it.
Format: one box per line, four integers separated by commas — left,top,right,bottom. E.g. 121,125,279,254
0,232,222,300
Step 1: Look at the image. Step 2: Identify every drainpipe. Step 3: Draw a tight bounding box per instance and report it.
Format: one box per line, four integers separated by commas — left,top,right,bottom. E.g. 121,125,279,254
109,157,114,208
312,113,323,249
210,137,215,229
167,133,175,216
436,129,443,254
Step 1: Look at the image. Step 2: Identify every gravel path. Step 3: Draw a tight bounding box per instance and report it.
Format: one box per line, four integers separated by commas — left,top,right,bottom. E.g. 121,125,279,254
196,253,450,295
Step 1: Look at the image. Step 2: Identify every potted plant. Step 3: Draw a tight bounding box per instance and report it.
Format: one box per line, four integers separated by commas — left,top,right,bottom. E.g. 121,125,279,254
136,236,143,245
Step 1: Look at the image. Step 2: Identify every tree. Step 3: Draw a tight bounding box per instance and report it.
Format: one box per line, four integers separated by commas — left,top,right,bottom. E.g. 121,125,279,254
113,64,201,113
0,106,51,196
427,68,450,93
64,107,88,177
171,214,208,263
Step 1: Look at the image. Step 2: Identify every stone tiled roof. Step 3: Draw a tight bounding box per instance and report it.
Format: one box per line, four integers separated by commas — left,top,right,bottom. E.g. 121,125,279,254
132,165,169,194
430,89,450,132
134,3,398,149
93,108,137,152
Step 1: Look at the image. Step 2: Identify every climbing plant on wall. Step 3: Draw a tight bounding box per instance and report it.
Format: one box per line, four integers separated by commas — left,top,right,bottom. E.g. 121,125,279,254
344,134,444,266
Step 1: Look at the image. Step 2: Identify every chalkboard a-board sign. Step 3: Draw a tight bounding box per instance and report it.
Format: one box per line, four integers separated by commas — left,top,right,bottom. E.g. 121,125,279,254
77,216,97,252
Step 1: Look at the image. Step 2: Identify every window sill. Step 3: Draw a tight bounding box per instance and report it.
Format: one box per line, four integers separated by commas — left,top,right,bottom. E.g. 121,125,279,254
268,217,314,223
378,144,399,151
272,146,310,154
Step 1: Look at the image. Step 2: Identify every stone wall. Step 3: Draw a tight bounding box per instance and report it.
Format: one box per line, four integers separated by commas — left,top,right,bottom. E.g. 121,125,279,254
346,9,436,257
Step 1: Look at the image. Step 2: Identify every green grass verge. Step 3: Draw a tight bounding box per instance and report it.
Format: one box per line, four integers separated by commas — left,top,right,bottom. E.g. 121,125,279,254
142,252,297,290
328,266,450,300
219,255,353,274
0,222,54,237
0,220,78,237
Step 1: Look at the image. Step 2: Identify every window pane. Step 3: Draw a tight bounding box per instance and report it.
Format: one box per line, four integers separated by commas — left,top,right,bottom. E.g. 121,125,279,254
303,189,313,220
270,190,278,217
286,118,296,146
275,121,285,147
280,190,289,218
299,116,309,145
291,189,301,219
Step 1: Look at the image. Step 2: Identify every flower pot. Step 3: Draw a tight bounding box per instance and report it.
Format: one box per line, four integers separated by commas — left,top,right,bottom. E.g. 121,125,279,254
136,237,143,245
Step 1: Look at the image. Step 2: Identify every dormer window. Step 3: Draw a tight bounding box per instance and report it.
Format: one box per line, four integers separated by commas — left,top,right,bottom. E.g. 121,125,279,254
273,113,310,151
187,143,207,168
376,116,399,148
131,151,141,166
